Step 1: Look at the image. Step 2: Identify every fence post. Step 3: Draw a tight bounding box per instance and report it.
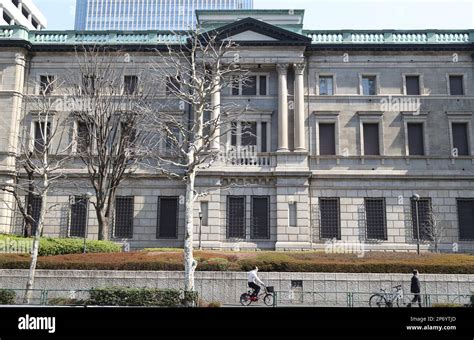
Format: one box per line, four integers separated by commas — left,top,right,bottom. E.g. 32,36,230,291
423,294,430,307
273,292,277,308
347,293,353,307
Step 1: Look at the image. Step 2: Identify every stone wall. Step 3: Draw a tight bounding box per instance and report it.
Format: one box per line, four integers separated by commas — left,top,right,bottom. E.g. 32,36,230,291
1,270,472,306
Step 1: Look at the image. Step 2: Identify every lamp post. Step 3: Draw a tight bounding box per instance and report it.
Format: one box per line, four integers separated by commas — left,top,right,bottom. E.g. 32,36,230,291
412,194,421,255
83,192,93,254
198,210,203,250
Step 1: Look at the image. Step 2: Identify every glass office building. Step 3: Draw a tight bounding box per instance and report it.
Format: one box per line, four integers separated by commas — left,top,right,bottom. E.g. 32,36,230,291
75,0,254,31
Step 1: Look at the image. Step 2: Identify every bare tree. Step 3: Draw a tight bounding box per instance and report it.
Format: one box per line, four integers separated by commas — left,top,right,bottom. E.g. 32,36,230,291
66,47,151,240
423,210,448,253
0,76,73,303
143,30,249,294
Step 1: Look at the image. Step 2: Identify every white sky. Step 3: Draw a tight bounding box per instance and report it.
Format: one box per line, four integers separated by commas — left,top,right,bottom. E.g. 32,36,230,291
34,0,474,30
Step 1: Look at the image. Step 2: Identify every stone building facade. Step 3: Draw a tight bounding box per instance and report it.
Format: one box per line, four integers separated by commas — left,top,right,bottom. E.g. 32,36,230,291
0,10,473,252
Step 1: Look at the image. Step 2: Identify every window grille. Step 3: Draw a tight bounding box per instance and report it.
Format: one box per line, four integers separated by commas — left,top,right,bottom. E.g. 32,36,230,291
457,199,474,240
157,197,179,239
114,196,134,238
227,196,246,239
319,198,340,240
70,196,88,237
365,198,387,240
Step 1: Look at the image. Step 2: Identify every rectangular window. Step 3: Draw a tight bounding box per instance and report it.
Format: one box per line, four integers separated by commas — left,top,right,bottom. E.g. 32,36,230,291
227,196,246,238
405,76,420,95
231,122,237,146
319,76,334,95
241,122,257,146
242,76,257,96
26,196,42,236
34,121,51,154
319,123,336,155
251,196,270,239
407,123,425,156
363,123,380,155
362,76,376,95
457,199,474,240
411,198,432,240
259,75,267,96
289,202,297,227
124,75,138,95
115,196,134,238
70,196,88,237
319,198,340,239
157,197,179,239
39,75,55,95
452,123,469,156
232,75,267,96
449,75,464,95
365,198,387,240
261,122,267,153
76,121,89,154
200,201,209,226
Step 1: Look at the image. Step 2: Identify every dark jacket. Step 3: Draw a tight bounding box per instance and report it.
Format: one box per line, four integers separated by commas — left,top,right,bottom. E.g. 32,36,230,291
411,276,421,293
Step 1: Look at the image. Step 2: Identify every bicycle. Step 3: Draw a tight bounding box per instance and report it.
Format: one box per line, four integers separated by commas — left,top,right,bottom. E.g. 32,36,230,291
369,285,406,307
240,285,274,306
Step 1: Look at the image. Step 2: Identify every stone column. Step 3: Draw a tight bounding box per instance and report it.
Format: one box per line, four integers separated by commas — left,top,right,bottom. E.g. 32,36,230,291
211,73,221,150
294,63,306,151
277,64,289,151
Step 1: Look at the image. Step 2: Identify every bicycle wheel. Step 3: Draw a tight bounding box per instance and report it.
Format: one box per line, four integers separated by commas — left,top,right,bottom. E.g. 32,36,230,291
240,293,252,306
263,294,274,306
369,294,386,307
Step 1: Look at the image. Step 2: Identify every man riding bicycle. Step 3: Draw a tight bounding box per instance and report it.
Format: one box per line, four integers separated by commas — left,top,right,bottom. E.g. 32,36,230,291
247,266,265,298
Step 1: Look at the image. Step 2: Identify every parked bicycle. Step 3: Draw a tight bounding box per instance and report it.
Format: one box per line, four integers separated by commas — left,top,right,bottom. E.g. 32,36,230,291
369,285,406,307
240,285,274,306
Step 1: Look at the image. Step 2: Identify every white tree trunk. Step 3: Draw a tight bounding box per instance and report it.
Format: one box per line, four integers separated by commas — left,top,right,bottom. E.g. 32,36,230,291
184,169,197,294
23,188,48,304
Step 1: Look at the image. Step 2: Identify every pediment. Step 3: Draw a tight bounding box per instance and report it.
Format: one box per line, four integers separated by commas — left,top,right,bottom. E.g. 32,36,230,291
209,17,311,46
225,30,278,42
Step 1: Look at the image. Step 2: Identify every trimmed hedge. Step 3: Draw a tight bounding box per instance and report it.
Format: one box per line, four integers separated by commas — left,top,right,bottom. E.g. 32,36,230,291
0,289,16,305
1,250,474,274
0,234,121,256
87,287,198,307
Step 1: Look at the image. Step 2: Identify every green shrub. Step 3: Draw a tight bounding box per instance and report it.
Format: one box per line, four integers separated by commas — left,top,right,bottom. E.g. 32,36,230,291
0,234,121,256
0,289,16,305
87,287,198,307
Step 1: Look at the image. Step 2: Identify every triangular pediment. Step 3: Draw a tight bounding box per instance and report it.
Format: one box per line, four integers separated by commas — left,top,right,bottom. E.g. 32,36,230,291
225,30,278,42
208,17,311,46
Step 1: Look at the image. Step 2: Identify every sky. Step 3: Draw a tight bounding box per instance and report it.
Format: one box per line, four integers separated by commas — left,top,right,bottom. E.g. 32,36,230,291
34,0,474,30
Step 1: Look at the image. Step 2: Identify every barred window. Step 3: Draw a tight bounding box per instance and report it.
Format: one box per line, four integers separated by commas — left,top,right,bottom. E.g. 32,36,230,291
115,196,134,238
457,199,474,240
411,198,432,240
365,198,387,240
319,198,341,240
227,196,245,238
157,197,179,239
70,196,88,237
251,196,269,239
